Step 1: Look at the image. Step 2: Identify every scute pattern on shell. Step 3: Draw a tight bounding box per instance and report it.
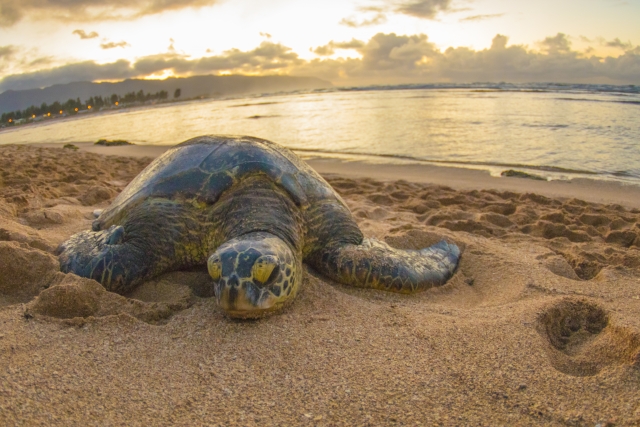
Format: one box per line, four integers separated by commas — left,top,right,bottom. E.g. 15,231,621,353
93,135,341,231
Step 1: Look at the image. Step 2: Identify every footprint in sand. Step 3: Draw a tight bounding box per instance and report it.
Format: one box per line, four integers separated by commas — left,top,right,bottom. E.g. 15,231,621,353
537,298,640,376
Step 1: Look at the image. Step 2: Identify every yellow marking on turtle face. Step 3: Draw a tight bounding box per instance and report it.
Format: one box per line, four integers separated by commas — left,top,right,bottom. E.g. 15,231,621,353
208,258,222,280
252,256,277,283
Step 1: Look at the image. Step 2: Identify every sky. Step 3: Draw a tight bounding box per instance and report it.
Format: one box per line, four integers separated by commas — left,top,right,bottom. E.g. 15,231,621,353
0,0,639,92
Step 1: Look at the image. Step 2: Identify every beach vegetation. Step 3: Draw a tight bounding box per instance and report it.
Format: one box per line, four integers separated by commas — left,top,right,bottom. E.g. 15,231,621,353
1,89,170,128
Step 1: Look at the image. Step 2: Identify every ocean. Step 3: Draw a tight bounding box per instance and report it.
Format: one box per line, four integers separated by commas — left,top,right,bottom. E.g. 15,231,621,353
1,83,639,184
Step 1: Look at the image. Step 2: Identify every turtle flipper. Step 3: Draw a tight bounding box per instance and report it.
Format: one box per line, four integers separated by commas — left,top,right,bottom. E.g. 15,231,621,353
310,238,460,293
57,226,152,293
59,198,210,294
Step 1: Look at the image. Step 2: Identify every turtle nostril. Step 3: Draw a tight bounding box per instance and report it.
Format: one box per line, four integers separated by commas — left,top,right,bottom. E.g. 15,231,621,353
228,274,239,287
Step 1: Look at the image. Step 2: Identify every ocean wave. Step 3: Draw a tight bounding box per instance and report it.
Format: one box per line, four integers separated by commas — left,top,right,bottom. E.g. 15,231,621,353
314,82,640,96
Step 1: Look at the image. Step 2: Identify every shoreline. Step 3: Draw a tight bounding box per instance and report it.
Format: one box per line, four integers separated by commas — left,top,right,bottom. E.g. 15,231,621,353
40,141,640,209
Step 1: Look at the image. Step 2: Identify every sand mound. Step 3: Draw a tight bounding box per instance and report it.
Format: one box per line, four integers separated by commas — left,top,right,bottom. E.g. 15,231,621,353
0,241,60,304
26,273,192,324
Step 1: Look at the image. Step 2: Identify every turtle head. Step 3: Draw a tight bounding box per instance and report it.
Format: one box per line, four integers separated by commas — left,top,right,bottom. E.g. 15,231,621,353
208,232,300,318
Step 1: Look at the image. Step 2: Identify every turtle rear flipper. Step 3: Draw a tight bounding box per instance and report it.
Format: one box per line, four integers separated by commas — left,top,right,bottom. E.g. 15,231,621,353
311,238,460,293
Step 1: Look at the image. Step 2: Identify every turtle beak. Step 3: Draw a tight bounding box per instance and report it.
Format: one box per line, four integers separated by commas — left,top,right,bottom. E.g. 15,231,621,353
214,274,278,319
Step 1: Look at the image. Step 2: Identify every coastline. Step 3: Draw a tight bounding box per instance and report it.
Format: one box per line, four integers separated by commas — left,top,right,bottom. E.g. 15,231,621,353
42,141,640,209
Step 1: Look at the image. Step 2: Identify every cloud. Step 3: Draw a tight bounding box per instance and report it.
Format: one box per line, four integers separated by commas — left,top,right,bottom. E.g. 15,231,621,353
395,0,452,19
0,0,219,27
313,39,366,56
0,45,16,73
539,33,573,55
0,59,133,91
605,38,633,51
72,29,99,39
2,32,640,92
295,33,640,85
260,32,271,39
0,45,15,59
100,41,130,49
340,12,387,27
460,13,504,22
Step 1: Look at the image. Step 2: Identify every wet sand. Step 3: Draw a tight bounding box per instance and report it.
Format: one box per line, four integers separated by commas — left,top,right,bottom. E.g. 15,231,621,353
1,143,639,426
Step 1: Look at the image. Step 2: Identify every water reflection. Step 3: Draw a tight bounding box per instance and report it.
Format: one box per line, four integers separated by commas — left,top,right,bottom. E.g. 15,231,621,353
1,88,638,182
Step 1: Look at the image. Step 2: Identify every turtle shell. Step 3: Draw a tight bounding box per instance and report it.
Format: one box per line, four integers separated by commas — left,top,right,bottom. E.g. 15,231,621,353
93,135,342,231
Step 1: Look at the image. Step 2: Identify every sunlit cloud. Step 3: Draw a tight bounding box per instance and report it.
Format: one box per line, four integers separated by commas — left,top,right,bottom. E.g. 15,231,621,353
100,41,130,50
72,29,99,39
0,0,220,27
1,32,639,92
395,0,452,19
313,39,366,56
460,13,504,22
340,12,387,27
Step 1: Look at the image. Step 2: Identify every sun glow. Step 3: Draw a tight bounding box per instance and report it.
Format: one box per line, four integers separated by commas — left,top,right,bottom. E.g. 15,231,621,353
143,70,177,80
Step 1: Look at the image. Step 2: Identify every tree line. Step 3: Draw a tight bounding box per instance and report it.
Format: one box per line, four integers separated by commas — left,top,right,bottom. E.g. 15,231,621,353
2,88,182,126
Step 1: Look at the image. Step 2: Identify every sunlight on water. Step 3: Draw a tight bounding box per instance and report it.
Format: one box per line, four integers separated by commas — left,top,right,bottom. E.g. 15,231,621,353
1,88,639,182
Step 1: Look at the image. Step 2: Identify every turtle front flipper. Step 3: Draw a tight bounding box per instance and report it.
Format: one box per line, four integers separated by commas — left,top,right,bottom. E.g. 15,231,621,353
57,225,152,293
310,238,460,293
58,198,210,294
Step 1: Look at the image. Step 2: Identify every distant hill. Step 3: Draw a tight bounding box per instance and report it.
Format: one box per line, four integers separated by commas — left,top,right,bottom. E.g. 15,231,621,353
0,75,332,114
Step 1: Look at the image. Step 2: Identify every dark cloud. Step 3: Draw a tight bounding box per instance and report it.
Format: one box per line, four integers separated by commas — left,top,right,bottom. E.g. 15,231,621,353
0,0,219,27
0,59,133,91
540,33,573,55
0,3,21,26
100,41,130,49
0,40,303,91
395,0,452,19
360,33,437,70
27,56,55,67
0,44,16,73
340,12,387,27
295,33,640,85
313,39,366,56
460,13,504,22
0,45,15,59
605,38,633,51
72,29,99,39
2,33,640,92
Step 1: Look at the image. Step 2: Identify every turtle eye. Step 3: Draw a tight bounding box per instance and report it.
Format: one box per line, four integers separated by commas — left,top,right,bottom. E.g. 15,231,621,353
252,256,279,284
208,256,222,280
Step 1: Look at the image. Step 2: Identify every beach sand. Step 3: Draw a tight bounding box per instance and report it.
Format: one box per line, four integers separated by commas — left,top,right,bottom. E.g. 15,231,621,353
1,143,639,426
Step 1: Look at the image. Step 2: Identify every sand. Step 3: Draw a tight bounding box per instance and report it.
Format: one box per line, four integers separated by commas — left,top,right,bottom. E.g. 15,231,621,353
1,142,639,426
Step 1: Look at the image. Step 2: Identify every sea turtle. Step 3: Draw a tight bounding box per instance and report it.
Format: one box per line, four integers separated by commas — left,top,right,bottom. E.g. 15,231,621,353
57,135,460,318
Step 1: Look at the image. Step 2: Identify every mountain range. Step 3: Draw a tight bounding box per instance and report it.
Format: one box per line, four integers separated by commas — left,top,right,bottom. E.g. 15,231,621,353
0,75,332,114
